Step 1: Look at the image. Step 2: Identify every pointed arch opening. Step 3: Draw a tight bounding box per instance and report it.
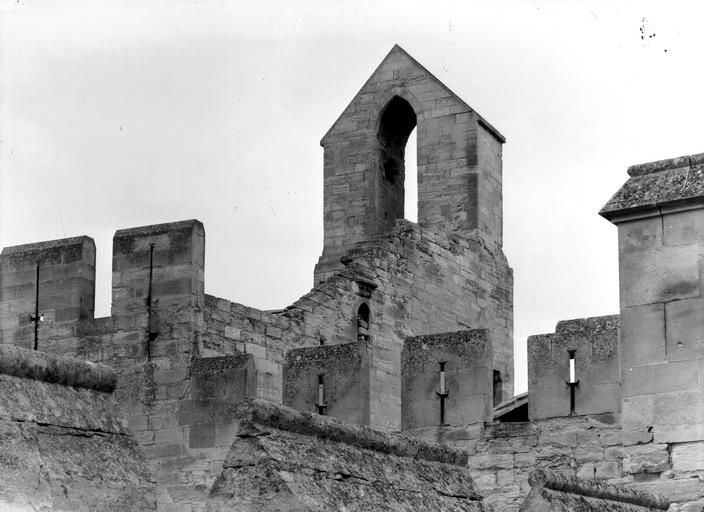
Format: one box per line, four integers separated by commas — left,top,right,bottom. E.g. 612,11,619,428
377,96,417,228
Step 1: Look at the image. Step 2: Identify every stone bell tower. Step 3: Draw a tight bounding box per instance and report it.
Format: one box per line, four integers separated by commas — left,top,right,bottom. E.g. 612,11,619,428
314,44,506,285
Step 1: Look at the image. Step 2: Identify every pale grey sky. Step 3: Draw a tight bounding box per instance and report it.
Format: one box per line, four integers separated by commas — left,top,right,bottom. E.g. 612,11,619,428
2,0,704,393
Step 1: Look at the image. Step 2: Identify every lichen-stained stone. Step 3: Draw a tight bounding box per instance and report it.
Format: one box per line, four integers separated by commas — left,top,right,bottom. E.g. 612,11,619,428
315,45,506,285
283,342,371,425
0,345,156,511
401,329,492,429
206,398,489,511
528,315,620,420
520,469,670,512
0,235,96,347
599,153,704,219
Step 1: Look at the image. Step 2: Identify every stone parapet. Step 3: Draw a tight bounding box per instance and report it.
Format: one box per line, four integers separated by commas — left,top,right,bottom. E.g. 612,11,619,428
0,343,117,392
0,345,155,510
402,329,493,429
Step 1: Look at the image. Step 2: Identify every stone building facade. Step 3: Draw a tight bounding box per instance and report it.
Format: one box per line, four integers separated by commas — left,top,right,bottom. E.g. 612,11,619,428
0,46,702,511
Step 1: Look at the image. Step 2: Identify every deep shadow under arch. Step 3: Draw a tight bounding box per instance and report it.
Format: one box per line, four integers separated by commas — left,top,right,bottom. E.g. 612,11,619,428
377,96,417,228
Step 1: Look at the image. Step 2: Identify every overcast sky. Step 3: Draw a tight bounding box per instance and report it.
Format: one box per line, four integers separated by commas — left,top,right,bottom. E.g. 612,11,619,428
2,0,704,393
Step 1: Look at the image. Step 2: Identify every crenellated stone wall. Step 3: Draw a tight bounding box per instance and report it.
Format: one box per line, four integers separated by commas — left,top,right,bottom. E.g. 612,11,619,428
202,219,513,430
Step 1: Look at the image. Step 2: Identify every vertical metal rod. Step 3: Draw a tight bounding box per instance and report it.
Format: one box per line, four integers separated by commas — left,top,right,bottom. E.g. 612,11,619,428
146,244,154,361
569,383,577,414
33,263,40,350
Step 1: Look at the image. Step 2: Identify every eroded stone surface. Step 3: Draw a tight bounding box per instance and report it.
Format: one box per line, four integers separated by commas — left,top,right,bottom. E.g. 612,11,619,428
206,398,488,512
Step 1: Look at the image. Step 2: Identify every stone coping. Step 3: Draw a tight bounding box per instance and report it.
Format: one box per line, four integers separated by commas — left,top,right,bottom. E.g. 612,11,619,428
529,469,670,510
405,328,491,348
627,153,704,177
0,344,117,393
235,397,469,466
600,152,704,219
114,219,203,239
1,235,94,258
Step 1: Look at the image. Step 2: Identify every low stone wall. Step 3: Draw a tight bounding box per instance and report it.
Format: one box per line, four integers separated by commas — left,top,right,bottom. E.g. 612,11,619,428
206,398,489,511
0,345,156,511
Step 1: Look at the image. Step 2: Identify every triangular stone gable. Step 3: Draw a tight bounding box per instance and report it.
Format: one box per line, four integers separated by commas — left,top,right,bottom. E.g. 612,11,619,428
321,44,504,146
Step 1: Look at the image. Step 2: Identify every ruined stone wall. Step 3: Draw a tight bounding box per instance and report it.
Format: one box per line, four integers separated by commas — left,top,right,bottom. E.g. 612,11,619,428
0,345,156,511
0,221,230,511
206,398,490,512
203,219,513,430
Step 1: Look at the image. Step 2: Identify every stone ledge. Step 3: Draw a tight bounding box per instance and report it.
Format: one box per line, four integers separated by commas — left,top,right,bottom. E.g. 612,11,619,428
600,153,704,220
1,236,95,262
627,153,704,177
235,397,469,466
405,328,491,351
529,469,670,510
114,219,204,239
0,344,117,392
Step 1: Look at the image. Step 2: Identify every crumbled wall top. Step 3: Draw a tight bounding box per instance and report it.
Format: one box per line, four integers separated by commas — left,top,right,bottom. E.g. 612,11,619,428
600,152,704,220
207,398,488,511
0,343,117,392
0,345,156,510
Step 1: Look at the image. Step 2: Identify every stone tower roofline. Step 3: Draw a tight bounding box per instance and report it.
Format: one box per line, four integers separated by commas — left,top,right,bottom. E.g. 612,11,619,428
599,151,704,221
320,44,506,147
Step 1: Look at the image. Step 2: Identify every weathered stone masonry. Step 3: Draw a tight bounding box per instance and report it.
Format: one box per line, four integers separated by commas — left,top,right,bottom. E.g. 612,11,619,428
0,46,515,510
2,45,703,512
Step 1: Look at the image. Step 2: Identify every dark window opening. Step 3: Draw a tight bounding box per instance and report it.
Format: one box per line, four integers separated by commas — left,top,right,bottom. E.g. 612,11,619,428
493,370,503,407
377,96,417,226
357,303,370,341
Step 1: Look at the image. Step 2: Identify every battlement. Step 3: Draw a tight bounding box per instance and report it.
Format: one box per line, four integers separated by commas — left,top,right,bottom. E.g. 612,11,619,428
528,315,620,420
0,235,96,347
